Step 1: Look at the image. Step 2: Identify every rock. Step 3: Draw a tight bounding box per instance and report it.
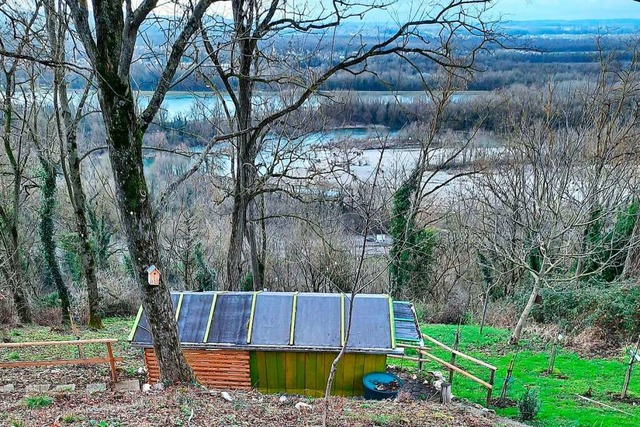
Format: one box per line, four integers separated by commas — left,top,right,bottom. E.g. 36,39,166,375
142,383,152,393
279,395,288,403
0,384,15,393
295,402,313,411
115,380,140,393
54,384,76,392
152,382,164,391
26,384,50,393
86,383,107,394
221,391,233,402
137,367,146,374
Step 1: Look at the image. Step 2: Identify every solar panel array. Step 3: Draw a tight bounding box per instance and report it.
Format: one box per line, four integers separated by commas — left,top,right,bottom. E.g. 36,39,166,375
130,291,414,352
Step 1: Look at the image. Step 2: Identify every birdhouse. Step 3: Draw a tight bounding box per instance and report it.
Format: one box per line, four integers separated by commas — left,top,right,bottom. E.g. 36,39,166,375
147,265,160,286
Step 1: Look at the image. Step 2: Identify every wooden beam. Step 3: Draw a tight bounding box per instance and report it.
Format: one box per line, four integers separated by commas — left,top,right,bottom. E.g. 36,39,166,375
419,350,492,390
174,292,184,321
203,293,218,342
289,292,298,345
422,334,497,371
246,291,260,344
0,338,118,348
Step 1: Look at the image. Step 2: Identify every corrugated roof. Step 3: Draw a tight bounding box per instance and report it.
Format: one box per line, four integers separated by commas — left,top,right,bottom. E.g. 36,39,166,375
129,291,414,353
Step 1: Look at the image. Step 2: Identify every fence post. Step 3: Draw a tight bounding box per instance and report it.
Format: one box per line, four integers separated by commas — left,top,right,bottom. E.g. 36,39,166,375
449,327,460,383
106,342,118,383
622,335,640,399
486,369,495,406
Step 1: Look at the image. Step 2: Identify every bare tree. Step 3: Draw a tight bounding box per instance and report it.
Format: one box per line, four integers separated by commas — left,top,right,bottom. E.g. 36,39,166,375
186,0,501,290
43,0,103,328
65,0,216,382
0,1,43,323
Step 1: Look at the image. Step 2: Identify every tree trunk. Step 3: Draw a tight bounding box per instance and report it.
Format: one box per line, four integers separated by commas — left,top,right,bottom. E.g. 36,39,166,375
227,191,247,290
38,160,71,323
509,277,539,345
57,71,102,328
9,243,30,324
623,208,640,280
97,80,193,383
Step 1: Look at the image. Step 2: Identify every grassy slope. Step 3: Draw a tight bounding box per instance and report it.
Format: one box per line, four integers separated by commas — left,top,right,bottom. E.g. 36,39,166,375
3,319,638,426
416,325,640,427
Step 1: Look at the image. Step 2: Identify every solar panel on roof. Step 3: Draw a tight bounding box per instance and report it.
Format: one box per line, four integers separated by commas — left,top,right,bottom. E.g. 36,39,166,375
294,293,341,347
176,292,214,343
132,292,180,344
206,292,253,345
344,295,392,349
392,301,421,342
250,292,293,345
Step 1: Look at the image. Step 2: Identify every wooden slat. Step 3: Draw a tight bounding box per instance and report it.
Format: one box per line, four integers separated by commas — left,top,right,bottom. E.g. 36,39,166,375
1,357,123,368
422,334,497,371
144,348,251,389
419,350,493,389
0,338,118,348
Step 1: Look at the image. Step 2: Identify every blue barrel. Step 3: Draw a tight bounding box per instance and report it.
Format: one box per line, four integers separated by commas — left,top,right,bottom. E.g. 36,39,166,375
362,372,404,400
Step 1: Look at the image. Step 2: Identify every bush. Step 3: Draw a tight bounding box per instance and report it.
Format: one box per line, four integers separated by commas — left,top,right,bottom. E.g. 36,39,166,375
518,387,541,421
532,281,640,343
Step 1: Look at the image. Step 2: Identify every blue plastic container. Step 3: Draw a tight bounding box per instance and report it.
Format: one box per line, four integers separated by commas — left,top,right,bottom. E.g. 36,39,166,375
362,372,404,400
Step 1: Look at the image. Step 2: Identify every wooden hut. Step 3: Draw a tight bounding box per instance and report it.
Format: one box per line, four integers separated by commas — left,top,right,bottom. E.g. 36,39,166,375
129,291,421,397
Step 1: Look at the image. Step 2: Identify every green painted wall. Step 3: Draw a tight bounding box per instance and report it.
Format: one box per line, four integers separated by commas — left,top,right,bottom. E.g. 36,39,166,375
250,351,387,397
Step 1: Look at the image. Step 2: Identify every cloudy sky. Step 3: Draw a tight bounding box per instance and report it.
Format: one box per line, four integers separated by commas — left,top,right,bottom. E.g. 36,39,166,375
494,0,640,21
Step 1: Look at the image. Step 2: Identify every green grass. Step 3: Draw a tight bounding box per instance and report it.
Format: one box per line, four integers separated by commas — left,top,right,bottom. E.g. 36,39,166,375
407,324,640,427
23,395,53,409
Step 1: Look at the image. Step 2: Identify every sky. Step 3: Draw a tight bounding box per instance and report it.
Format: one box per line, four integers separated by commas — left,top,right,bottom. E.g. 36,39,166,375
148,0,640,22
493,0,640,21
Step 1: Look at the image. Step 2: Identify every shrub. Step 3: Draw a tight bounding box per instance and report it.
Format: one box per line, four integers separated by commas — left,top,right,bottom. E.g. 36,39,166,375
518,387,541,421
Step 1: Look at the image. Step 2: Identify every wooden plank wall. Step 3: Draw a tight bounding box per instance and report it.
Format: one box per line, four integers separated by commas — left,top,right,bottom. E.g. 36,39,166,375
251,351,386,397
145,349,251,389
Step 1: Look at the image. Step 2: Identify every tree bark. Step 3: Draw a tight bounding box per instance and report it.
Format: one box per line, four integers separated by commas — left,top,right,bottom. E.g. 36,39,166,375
509,276,540,345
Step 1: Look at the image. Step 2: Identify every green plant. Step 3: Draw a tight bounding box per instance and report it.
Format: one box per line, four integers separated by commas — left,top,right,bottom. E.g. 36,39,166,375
24,395,53,409
518,387,541,421
7,351,19,361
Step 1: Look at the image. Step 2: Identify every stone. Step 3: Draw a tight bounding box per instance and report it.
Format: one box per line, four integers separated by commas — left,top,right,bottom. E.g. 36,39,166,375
26,384,50,393
152,382,164,391
86,383,107,394
0,384,15,393
221,391,233,402
279,395,288,403
54,384,76,392
142,383,152,393
115,380,140,393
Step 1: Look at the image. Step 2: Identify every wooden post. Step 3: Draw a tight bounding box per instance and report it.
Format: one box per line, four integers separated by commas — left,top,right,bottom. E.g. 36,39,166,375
486,369,495,406
106,342,118,384
500,358,515,401
547,334,560,375
449,326,461,383
622,334,640,399
70,313,84,359
441,382,452,405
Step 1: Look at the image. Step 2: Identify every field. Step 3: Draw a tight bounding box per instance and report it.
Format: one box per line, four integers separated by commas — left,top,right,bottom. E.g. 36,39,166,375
1,319,638,426
417,325,640,427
